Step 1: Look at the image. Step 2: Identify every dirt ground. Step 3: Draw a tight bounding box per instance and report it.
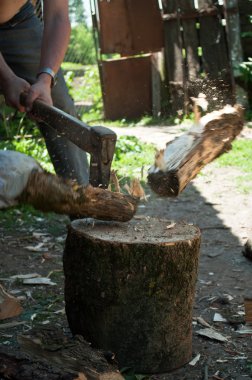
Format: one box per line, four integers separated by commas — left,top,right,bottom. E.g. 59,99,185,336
0,125,252,379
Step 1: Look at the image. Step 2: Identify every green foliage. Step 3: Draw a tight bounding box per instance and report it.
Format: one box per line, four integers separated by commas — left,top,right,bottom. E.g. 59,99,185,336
241,32,252,38
62,62,85,71
64,70,75,93
69,0,86,25
0,138,53,173
65,25,96,65
216,139,252,172
238,58,252,85
75,65,103,122
112,135,155,180
215,139,252,193
0,104,37,139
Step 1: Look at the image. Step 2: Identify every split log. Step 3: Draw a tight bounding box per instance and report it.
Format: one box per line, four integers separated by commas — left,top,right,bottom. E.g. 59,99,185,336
148,104,244,197
0,325,123,380
64,217,201,373
0,284,23,320
18,170,138,222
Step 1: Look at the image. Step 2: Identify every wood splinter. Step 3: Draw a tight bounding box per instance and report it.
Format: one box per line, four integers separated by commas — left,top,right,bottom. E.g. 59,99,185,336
148,104,244,197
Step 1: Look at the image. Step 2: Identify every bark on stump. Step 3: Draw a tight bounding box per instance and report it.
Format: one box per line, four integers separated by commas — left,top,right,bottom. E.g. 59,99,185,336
63,218,201,373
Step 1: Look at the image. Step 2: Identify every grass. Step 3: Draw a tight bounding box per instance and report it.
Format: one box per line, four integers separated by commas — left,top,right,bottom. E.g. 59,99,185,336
216,139,252,172
112,135,156,181
215,139,252,193
61,62,85,71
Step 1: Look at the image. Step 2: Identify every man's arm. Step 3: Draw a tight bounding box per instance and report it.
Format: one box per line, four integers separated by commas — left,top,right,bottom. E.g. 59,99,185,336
0,53,31,112
24,0,71,110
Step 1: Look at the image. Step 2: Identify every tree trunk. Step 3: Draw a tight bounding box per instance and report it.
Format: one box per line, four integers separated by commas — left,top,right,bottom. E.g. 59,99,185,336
18,171,138,222
63,217,201,373
148,104,243,197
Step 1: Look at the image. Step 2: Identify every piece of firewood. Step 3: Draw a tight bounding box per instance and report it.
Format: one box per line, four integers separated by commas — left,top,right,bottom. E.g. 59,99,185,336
0,284,23,320
18,170,138,222
10,324,123,380
148,104,244,197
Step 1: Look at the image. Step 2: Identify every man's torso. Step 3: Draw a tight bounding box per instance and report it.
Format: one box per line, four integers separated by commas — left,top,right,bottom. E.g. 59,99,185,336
0,0,29,24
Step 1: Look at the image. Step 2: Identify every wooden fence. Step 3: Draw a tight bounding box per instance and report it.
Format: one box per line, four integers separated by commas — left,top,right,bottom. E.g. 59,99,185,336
93,0,244,119
161,0,243,114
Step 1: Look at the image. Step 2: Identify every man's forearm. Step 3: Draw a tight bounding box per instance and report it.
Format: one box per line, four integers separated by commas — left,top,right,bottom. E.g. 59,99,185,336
38,0,71,75
0,53,15,84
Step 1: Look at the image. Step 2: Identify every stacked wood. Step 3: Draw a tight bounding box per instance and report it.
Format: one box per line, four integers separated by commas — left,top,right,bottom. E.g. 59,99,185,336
64,217,201,373
148,104,244,197
18,170,138,222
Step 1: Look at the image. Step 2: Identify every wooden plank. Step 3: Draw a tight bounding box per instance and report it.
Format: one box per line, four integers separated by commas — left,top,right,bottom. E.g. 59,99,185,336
224,0,243,72
163,0,184,83
151,52,163,117
163,0,184,112
98,0,163,55
100,56,152,120
239,0,252,59
180,0,200,81
198,0,229,79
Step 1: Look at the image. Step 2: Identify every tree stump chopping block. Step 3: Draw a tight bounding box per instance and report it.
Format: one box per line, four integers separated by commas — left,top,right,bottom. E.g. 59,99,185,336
63,218,201,373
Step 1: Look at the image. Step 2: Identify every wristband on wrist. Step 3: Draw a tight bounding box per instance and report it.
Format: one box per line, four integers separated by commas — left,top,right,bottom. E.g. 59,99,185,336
36,67,57,87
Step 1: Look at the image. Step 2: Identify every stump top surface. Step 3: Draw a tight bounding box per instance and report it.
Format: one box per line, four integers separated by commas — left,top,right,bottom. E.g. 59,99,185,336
71,217,200,245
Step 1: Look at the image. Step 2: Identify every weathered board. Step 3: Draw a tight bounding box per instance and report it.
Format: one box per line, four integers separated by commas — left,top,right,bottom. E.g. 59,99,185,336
198,0,230,79
163,0,184,112
239,0,252,59
98,0,163,55
162,0,236,114
101,56,152,120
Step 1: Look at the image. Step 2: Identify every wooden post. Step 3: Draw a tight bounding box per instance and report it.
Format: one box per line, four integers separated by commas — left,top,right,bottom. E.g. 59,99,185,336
63,217,201,373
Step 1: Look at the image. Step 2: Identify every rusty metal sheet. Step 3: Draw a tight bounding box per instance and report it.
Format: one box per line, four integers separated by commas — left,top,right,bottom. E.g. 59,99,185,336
101,56,152,120
98,0,164,55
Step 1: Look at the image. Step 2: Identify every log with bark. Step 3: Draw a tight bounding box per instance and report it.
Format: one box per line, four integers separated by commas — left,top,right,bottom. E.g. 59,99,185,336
64,217,201,373
0,325,123,380
18,170,138,222
148,104,244,197
0,150,137,222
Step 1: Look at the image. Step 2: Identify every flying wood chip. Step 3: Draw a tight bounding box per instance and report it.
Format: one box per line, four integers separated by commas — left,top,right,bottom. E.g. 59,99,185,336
148,105,244,197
